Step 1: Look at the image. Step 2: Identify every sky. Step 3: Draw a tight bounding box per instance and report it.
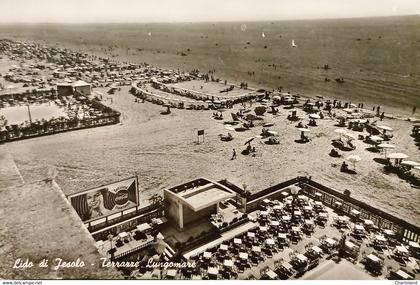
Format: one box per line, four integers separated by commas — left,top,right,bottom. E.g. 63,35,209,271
0,0,419,23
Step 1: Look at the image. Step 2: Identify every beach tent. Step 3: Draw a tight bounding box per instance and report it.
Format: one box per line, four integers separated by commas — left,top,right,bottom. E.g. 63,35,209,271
401,161,420,167
388,153,408,159
377,125,393,132
377,143,396,158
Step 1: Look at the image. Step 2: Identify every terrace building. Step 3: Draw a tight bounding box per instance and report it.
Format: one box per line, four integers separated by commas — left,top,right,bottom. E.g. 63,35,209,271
57,80,91,97
163,178,236,230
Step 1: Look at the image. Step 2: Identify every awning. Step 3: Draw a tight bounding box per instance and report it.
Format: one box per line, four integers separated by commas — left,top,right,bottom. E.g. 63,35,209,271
252,246,261,252
296,254,308,262
166,269,177,277
224,260,233,267
367,254,380,262
266,270,278,279
137,223,152,232
203,252,212,259
208,267,218,275
312,246,323,253
239,252,248,259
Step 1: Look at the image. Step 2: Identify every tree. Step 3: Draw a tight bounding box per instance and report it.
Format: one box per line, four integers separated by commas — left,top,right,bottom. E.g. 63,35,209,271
149,194,163,207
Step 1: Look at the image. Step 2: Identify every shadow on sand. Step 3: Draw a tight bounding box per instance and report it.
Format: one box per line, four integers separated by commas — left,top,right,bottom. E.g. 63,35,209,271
373,157,389,165
365,147,380,153
294,139,309,144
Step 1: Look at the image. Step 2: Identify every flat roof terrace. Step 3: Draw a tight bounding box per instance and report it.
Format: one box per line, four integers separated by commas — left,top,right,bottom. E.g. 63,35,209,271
166,178,236,211
182,185,236,211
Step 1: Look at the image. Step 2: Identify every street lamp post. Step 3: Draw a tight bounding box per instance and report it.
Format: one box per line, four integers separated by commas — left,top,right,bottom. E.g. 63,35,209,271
27,103,33,125
290,185,301,223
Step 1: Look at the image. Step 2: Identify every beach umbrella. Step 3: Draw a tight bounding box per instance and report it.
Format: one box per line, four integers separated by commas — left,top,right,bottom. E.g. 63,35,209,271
266,239,275,245
224,260,234,267
343,132,357,140
239,252,248,259
297,128,310,132
267,130,278,135
309,114,320,119
347,155,362,170
252,246,261,252
352,118,367,124
244,137,255,145
388,153,408,159
208,267,218,275
335,128,348,138
377,125,393,132
234,238,242,245
265,269,278,280
377,143,396,158
118,232,128,238
288,185,301,196
369,135,384,143
401,161,420,167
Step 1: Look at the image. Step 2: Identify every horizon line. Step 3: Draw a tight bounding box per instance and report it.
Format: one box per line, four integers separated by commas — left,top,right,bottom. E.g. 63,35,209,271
0,13,418,25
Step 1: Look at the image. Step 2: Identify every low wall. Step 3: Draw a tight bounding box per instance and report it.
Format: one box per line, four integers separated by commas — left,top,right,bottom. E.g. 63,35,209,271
88,204,163,241
301,178,420,243
0,114,120,143
243,176,420,243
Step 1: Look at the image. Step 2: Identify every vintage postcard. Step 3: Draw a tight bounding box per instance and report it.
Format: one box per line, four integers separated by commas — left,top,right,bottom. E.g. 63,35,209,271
0,0,419,283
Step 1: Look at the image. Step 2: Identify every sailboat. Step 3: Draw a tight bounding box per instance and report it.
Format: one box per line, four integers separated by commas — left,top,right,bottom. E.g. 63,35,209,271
148,32,152,36
291,40,297,47
262,32,266,38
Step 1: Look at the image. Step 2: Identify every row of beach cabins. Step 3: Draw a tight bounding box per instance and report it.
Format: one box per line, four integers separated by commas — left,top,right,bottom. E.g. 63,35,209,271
130,80,265,110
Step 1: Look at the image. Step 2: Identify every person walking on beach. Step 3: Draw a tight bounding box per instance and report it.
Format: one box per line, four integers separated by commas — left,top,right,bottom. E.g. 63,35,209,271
380,112,385,121
231,149,237,160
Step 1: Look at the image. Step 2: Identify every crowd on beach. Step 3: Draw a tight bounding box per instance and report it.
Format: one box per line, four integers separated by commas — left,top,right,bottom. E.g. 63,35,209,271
0,39,418,185
205,90,420,187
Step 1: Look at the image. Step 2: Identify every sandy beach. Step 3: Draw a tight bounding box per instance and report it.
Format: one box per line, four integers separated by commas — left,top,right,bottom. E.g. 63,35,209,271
0,1,420,281
1,84,418,225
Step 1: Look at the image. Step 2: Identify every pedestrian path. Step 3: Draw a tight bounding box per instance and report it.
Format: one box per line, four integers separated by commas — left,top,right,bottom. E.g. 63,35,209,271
0,152,24,189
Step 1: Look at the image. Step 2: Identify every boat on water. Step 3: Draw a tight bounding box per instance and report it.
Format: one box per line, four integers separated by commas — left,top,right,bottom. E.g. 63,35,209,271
292,39,297,47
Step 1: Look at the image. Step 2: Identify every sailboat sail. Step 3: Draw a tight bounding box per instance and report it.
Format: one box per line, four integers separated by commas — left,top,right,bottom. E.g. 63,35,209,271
262,32,265,38
291,40,297,47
